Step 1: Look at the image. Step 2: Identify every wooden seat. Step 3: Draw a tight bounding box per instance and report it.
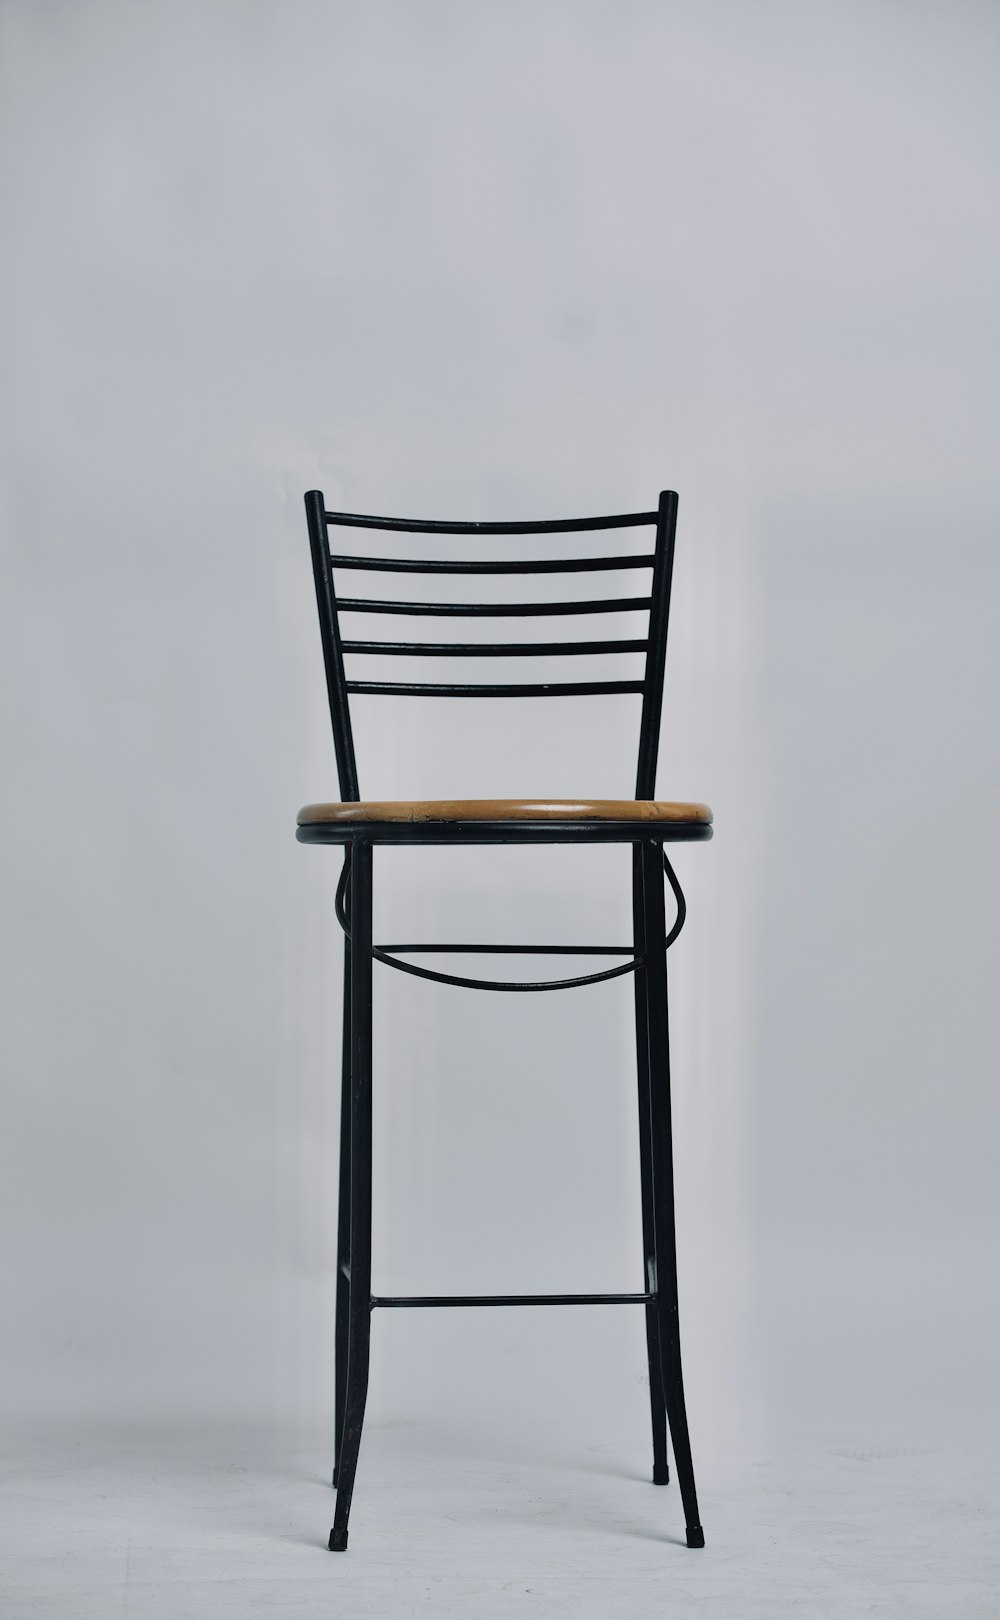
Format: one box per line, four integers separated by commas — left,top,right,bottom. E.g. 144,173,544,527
297,798,712,826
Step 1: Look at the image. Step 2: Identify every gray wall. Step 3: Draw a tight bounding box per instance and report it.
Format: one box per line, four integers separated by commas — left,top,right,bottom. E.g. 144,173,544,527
2,0,998,1468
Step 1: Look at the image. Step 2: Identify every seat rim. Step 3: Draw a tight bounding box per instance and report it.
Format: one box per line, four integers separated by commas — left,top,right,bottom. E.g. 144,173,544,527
297,797,712,827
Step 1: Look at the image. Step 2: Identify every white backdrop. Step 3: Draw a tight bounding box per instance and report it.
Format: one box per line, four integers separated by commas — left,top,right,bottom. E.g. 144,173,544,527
2,1,999,1607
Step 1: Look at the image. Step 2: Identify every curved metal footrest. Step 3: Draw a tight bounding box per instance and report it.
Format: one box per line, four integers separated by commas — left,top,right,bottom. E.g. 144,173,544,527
372,946,643,993
332,847,687,990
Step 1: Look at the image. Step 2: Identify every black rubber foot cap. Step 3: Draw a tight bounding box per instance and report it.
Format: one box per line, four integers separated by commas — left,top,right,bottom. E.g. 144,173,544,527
653,1463,670,1485
686,1526,705,1549
329,1527,348,1551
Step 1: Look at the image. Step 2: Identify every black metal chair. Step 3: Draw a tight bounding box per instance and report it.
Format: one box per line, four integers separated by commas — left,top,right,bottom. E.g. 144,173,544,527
296,489,713,1551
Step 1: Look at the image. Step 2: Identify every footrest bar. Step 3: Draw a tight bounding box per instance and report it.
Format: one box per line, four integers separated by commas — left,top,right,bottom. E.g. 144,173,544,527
371,1292,655,1308
373,949,642,994
378,943,634,956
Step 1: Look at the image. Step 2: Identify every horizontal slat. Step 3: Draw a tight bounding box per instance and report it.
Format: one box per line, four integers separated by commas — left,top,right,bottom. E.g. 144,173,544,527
337,596,652,617
346,680,644,697
341,638,648,658
325,509,657,535
371,1292,655,1307
329,552,654,574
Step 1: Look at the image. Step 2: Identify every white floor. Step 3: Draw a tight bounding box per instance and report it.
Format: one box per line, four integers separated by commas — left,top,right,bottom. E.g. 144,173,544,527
2,1417,997,1619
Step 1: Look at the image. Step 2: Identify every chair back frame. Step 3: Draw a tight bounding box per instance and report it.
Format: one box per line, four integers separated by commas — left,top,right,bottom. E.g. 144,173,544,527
304,490,679,804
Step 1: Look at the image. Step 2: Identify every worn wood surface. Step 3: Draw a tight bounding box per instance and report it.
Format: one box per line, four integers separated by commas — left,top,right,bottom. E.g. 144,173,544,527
297,798,712,826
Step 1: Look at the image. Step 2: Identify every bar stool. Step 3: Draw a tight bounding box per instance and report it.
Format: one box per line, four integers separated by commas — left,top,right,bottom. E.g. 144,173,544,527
296,489,713,1551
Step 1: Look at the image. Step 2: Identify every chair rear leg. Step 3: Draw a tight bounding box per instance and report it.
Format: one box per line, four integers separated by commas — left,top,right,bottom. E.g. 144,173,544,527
329,839,374,1553
632,847,670,1485
640,840,704,1548
333,939,352,1488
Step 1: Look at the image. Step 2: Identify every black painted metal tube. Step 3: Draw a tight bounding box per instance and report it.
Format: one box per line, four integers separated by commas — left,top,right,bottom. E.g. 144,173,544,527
338,596,652,617
330,553,655,574
332,926,352,1488
635,492,678,798
377,943,633,955
371,948,643,993
346,679,644,698
325,510,657,535
641,838,704,1546
372,1293,655,1308
633,842,671,1485
329,838,374,1553
341,638,648,657
305,492,359,801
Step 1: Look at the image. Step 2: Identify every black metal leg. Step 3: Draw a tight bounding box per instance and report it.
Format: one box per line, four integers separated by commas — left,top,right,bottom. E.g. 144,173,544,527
332,934,352,1488
632,846,670,1486
640,840,704,1549
329,838,374,1552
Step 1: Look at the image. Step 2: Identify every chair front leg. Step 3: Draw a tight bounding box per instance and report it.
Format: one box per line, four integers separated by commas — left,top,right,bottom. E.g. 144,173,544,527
640,838,704,1549
329,837,374,1552
333,935,352,1488
632,844,671,1485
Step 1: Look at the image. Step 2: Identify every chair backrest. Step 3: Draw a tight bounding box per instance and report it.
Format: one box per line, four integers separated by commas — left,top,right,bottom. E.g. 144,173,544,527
304,490,679,804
